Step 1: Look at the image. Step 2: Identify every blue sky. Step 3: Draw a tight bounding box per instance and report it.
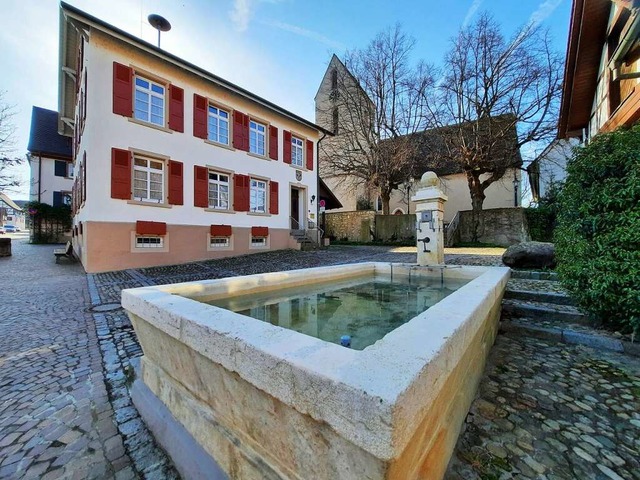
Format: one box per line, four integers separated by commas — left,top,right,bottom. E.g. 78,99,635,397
0,0,572,199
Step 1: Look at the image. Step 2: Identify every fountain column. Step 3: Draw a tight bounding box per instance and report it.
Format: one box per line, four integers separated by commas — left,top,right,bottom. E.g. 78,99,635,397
412,171,448,266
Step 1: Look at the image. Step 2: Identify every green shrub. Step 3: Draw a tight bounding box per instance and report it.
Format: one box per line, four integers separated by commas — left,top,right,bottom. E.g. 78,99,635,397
25,201,72,244
555,126,640,334
525,182,562,242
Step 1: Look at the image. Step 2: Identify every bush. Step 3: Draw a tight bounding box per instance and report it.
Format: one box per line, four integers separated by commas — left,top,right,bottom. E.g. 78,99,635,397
555,126,640,334
25,201,72,244
525,182,562,242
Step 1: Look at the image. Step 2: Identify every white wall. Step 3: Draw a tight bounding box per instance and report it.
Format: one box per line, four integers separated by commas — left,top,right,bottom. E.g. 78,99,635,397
29,155,74,205
75,30,320,230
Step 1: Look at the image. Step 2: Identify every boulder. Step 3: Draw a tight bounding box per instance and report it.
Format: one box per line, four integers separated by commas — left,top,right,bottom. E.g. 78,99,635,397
502,241,555,269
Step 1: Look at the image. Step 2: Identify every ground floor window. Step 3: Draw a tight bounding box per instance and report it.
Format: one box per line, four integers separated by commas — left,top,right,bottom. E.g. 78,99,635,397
210,237,230,248
135,236,164,248
251,237,267,247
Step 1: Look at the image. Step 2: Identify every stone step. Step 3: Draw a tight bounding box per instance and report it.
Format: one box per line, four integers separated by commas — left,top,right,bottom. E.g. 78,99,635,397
500,318,640,357
510,270,558,281
501,298,589,325
505,288,575,306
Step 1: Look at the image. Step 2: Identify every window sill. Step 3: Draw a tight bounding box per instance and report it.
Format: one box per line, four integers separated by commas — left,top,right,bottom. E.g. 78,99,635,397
247,152,269,161
247,211,271,217
289,164,308,172
204,139,234,151
204,208,235,214
127,117,173,134
127,200,172,209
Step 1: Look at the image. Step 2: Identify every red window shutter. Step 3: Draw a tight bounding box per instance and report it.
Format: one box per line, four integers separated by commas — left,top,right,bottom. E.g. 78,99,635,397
251,226,269,237
283,130,292,164
233,174,250,211
112,62,133,117
111,148,131,199
306,139,314,171
79,223,83,235
168,85,184,133
210,224,232,237
193,94,208,139
269,125,278,160
82,151,87,203
233,111,249,151
194,165,209,207
136,221,167,235
82,71,87,133
168,160,184,205
269,181,279,215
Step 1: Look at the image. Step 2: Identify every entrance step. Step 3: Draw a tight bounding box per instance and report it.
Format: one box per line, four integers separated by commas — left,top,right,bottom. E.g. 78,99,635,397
510,270,559,281
504,288,575,306
501,298,589,325
289,230,317,251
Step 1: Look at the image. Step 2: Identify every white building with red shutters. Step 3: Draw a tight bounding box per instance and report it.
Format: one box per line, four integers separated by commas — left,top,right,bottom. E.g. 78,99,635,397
58,3,330,273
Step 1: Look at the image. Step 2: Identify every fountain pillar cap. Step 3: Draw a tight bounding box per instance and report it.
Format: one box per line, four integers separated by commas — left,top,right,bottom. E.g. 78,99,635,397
420,171,439,187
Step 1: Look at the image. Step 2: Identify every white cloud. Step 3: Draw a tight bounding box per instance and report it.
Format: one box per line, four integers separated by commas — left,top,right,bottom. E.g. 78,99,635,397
529,0,564,26
462,0,483,28
230,0,253,32
262,20,344,50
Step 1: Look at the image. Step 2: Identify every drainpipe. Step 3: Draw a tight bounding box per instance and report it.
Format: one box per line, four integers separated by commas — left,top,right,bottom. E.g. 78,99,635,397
38,154,42,202
611,10,640,81
316,130,328,241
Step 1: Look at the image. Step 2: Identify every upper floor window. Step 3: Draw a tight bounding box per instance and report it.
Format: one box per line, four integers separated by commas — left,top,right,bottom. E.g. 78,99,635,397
208,105,229,145
134,76,165,126
68,162,75,178
208,171,230,210
249,120,266,156
291,136,304,167
250,178,267,213
133,156,164,202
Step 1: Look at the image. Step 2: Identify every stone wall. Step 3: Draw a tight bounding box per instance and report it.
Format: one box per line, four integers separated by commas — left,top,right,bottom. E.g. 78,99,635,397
324,211,376,242
324,211,415,243
458,207,530,246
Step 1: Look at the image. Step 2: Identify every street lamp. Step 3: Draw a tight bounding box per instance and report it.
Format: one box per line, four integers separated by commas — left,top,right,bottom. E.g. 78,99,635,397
403,178,415,214
513,174,519,207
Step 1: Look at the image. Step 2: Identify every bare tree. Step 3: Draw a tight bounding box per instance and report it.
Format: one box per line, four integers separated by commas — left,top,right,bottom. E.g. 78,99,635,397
428,13,563,240
0,92,23,192
319,25,435,214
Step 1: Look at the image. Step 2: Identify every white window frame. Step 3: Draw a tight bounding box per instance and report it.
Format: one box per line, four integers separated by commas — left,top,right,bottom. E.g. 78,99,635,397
208,171,230,210
210,237,230,248
291,136,304,167
133,156,165,203
134,75,165,127
62,191,72,206
249,120,266,156
251,237,267,247
207,105,230,145
67,163,75,178
250,178,267,213
135,236,164,249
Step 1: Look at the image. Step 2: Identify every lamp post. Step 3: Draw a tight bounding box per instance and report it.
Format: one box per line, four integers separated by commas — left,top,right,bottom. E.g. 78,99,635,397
513,174,519,207
403,178,415,214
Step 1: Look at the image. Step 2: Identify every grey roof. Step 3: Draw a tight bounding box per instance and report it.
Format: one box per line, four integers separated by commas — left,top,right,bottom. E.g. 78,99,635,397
27,106,72,158
0,193,23,211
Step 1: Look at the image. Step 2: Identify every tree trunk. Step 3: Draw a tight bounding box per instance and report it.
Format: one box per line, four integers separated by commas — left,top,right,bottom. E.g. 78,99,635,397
467,172,486,243
381,189,391,215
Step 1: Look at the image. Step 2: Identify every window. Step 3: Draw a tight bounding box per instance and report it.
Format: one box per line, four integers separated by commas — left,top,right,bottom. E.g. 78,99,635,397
208,171,230,210
207,105,230,145
291,136,304,167
251,237,267,247
210,237,230,248
62,192,72,206
134,76,165,126
68,163,75,178
249,120,266,156
250,179,267,213
133,156,165,202
135,236,164,248
332,107,339,134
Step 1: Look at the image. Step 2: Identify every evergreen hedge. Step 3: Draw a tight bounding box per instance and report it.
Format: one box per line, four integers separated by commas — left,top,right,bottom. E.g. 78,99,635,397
555,126,640,334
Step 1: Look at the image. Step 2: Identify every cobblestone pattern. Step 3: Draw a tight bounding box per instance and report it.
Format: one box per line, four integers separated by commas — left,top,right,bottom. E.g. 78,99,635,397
445,335,640,480
0,236,133,479
88,273,178,478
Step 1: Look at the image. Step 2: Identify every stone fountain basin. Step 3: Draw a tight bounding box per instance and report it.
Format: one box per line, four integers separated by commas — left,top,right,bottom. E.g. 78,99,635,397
122,262,510,480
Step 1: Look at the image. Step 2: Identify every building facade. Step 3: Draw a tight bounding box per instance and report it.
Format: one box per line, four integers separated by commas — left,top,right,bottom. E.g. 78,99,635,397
28,106,74,207
59,3,328,273
559,0,640,139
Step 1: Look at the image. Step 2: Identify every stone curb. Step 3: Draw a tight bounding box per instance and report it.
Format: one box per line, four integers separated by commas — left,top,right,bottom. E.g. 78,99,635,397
500,321,640,357
510,270,558,281
505,289,575,306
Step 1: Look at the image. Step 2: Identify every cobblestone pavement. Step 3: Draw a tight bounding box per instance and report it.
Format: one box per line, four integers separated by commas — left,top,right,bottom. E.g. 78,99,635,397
445,336,640,480
0,236,134,479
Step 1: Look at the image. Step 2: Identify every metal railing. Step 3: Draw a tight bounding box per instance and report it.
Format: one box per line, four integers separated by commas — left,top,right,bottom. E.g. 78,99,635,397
444,211,460,247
